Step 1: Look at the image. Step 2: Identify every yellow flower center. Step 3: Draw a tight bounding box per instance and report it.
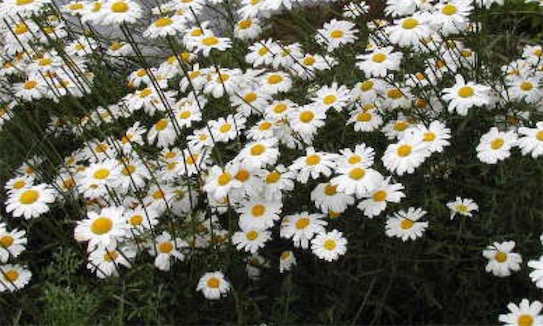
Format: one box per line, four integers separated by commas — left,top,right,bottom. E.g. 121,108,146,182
441,4,457,15
235,169,250,182
324,184,337,196
349,168,366,180
265,171,280,184
110,1,129,13
372,190,387,202
0,236,14,248
258,47,269,56
387,89,403,99
305,154,321,166
217,173,231,186
323,239,336,250
103,250,118,262
517,314,534,326
267,74,283,84
91,217,113,235
458,86,474,98
280,251,291,260
323,95,337,105
68,3,84,10
303,56,315,66
536,130,543,141
152,118,168,131
329,30,344,38
400,219,415,229
14,23,28,35
4,270,19,282
23,80,37,90
179,111,191,119
38,58,52,66
456,204,468,212
201,36,219,46
158,241,173,253
238,19,252,29
402,18,419,29
13,180,26,189
16,0,34,5
121,165,136,175
394,121,409,131
250,144,266,156
129,215,143,226
397,145,412,157
246,230,258,240
348,155,362,164
251,204,266,217
273,103,287,113
372,53,387,63
357,112,372,122
520,81,534,91
93,168,110,180
154,17,173,27
295,217,310,230
244,92,257,103
19,189,39,204
494,251,507,263
423,132,436,141
207,277,220,288
490,138,504,150
152,190,164,200
259,121,272,130
299,111,314,123
415,98,428,108
219,123,231,133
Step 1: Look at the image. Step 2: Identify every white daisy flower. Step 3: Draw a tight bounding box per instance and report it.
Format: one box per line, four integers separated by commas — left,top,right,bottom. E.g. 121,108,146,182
279,250,296,273
87,243,136,278
499,299,543,326
0,264,32,293
311,230,348,262
74,206,129,251
149,231,187,271
357,176,405,218
385,207,429,241
5,184,56,220
476,127,518,164
528,256,543,289
382,129,431,176
442,75,492,116
0,226,27,263
232,228,271,253
288,147,337,184
356,47,403,78
311,183,355,214
237,197,282,230
482,241,522,277
280,212,327,249
517,122,543,158
446,197,479,219
315,19,359,52
197,271,230,300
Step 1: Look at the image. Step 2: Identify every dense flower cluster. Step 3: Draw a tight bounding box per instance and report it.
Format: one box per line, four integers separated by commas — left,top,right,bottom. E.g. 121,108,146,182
0,0,542,321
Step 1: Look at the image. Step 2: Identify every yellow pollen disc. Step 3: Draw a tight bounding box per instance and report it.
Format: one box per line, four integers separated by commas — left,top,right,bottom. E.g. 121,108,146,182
217,173,231,186
458,86,474,98
235,169,250,182
415,98,428,108
329,30,344,38
517,315,534,326
490,138,504,150
402,18,419,29
158,241,174,253
69,3,84,10
111,2,129,13
135,69,146,77
190,29,203,37
23,81,37,90
535,130,543,141
121,165,136,175
520,81,534,91
295,217,310,230
152,190,164,200
387,89,403,99
201,36,219,46
397,145,412,157
166,162,177,170
323,95,337,105
267,74,283,84
273,103,287,113
415,73,426,80
207,277,220,288
280,251,291,260
164,151,176,159
38,58,52,66
250,144,266,156
299,111,314,123
4,270,19,282
155,119,168,131
186,154,198,165
259,122,272,130
303,56,315,66
360,80,374,91
19,189,39,204
244,92,257,103
423,132,436,142
216,73,229,83
103,250,118,262
219,123,231,133
456,204,468,212
139,88,152,98
461,50,472,57
91,217,113,235
154,17,173,27
251,204,266,217
14,23,28,35
441,4,457,15
372,190,387,202
349,168,365,180
323,239,336,250
13,180,26,189
91,2,102,11
305,154,321,166
348,155,361,164
394,121,408,131
372,53,387,63
179,111,191,119
435,60,446,68
0,236,14,248
258,47,269,56
400,219,414,229
238,19,252,29
355,111,373,122
93,168,111,180
265,171,280,184
324,184,337,196
246,230,258,240
110,42,123,51
16,0,34,5
494,251,507,263
129,215,143,226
